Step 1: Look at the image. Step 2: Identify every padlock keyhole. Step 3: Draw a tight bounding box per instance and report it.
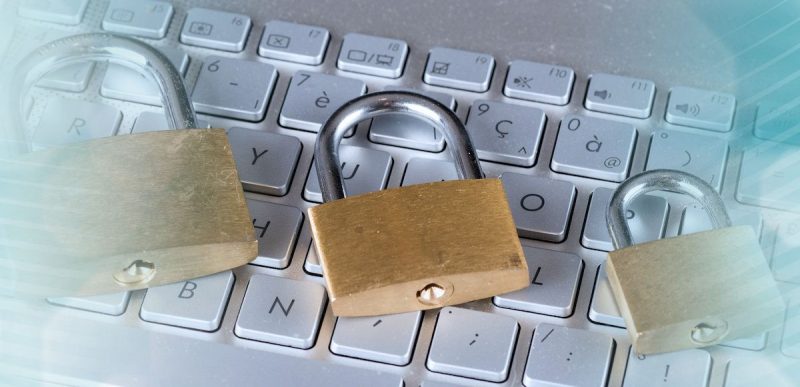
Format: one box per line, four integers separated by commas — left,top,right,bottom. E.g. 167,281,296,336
417,283,448,306
690,320,728,345
113,259,156,286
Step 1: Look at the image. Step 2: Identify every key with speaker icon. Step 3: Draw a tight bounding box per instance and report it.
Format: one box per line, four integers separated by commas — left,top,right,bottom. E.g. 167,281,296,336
666,86,736,132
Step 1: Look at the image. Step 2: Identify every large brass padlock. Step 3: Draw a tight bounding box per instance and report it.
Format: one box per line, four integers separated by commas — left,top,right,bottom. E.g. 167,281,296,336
308,91,529,317
605,169,785,354
0,34,257,298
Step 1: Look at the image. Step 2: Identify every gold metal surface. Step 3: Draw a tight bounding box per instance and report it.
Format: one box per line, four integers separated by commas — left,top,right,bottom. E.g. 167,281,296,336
0,129,258,298
606,226,786,355
308,178,529,317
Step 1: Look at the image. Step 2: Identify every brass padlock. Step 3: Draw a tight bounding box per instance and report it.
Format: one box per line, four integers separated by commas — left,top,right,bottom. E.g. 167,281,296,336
0,34,257,298
605,169,786,354
308,91,529,317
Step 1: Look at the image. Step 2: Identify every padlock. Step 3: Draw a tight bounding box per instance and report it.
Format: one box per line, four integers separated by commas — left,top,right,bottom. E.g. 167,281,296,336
308,91,529,317
605,169,785,354
0,34,257,298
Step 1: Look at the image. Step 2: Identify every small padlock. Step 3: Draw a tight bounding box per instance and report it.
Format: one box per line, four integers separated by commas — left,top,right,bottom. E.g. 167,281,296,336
605,169,786,354
308,91,529,317
0,34,257,298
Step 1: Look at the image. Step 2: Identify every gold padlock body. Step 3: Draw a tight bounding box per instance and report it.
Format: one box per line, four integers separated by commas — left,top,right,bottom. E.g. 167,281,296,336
308,178,529,317
606,225,785,354
0,129,258,298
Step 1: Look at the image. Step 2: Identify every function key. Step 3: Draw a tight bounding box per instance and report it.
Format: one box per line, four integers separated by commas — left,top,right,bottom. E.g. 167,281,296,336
755,99,800,145
585,73,656,118
337,33,408,78
258,20,329,65
504,61,575,105
665,86,736,132
424,47,495,92
180,8,251,52
18,0,89,25
102,0,173,39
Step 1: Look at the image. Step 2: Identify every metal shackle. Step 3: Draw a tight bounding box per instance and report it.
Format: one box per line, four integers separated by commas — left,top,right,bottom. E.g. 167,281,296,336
6,33,197,153
315,91,483,202
607,169,732,249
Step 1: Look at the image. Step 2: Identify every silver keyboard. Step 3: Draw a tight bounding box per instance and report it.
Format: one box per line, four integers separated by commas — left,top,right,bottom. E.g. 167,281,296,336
3,0,800,386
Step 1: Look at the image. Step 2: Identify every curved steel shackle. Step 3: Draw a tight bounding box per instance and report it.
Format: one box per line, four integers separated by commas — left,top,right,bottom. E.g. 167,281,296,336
6,33,197,153
607,169,732,249
315,91,483,202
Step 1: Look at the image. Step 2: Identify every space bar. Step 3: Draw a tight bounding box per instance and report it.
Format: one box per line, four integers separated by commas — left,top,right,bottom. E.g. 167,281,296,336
1,303,403,386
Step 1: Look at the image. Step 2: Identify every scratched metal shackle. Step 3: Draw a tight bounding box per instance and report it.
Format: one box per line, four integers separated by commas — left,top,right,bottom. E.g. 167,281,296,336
607,169,731,249
315,91,483,201
0,33,257,298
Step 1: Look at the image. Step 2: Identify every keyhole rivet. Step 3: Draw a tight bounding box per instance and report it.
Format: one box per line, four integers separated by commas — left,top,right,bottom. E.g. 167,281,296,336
417,283,447,305
690,320,728,344
113,259,156,286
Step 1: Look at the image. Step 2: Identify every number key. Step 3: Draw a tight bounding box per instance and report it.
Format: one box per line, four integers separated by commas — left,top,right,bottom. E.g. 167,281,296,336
551,114,637,182
465,100,546,167
279,71,366,132
192,56,277,121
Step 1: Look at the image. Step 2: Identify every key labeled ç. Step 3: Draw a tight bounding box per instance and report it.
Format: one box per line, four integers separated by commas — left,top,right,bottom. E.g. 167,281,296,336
465,100,546,167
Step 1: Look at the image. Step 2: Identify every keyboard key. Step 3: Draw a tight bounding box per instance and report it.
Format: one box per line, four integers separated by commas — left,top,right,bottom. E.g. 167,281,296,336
666,86,736,132
279,71,367,132
524,323,614,387
424,47,495,92
331,311,422,365
589,263,625,327
736,143,800,212
725,358,800,387
304,241,322,275
582,187,669,251
228,128,302,196
246,199,303,269
192,56,277,121
465,100,546,167
680,207,762,239
500,173,576,242
401,158,458,186
181,8,251,52
427,307,518,382
102,0,173,39
102,47,189,106
624,348,712,387
140,271,234,331
551,114,637,182
33,98,122,149
647,129,728,191
258,20,329,65
337,33,408,78
773,221,800,284
235,275,326,349
304,146,392,203
38,62,94,92
721,333,768,351
130,111,209,134
48,292,130,316
369,87,455,152
494,246,583,317
585,73,656,118
783,296,800,358
18,0,88,25
755,99,800,146
504,61,575,105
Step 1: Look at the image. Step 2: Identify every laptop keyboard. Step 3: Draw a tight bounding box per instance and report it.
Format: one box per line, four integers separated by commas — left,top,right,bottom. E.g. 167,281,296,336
5,0,800,386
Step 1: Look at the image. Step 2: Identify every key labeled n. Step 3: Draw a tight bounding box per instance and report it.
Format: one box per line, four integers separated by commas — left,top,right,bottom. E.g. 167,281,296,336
269,297,295,317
